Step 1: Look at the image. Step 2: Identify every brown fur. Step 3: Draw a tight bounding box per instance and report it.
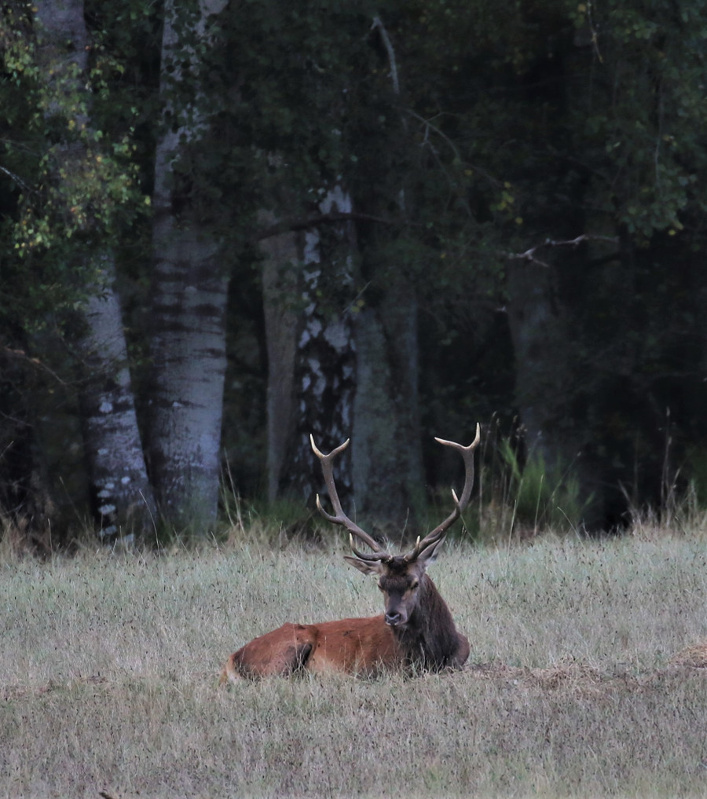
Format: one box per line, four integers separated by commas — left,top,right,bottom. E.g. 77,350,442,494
220,615,403,682
219,566,469,682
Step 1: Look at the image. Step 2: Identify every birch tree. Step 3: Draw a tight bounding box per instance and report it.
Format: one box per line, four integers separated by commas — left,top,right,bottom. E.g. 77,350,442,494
147,0,229,531
33,0,155,543
274,187,358,506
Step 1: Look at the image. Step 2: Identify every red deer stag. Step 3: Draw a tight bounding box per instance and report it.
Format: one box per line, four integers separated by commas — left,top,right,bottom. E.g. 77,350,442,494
220,424,480,681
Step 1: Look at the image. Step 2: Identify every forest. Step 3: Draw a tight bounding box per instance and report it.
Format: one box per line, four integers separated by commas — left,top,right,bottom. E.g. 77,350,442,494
2,0,707,547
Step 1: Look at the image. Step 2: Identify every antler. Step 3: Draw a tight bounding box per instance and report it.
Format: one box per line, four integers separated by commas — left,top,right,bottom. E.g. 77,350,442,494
403,423,481,562
310,435,392,562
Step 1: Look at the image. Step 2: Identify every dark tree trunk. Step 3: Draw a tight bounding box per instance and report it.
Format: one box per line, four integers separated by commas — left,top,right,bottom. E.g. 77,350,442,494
260,211,299,503
506,260,563,466
352,272,424,539
506,258,600,528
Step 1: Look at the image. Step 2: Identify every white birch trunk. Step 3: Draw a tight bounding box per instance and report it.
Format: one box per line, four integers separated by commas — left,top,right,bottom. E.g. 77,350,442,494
35,0,155,543
147,0,228,531
276,187,357,505
76,259,157,541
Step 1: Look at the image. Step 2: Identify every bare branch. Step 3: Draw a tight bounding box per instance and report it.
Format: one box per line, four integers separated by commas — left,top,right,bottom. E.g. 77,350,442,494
0,164,30,192
1,346,69,386
506,234,619,268
256,211,395,242
371,16,399,95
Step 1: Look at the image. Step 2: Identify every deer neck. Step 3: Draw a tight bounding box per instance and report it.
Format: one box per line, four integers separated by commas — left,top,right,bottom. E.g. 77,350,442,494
393,574,460,670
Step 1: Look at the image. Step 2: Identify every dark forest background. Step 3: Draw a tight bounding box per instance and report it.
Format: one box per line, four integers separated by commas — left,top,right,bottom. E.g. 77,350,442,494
3,0,707,547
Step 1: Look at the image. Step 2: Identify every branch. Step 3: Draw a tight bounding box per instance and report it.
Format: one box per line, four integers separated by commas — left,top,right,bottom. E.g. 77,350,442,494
0,164,30,192
506,234,619,268
1,346,68,386
404,108,505,194
255,211,396,242
371,16,399,95
405,108,462,161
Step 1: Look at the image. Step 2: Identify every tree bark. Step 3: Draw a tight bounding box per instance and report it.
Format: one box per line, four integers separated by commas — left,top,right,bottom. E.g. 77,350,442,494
276,187,357,507
146,0,229,532
506,258,600,527
259,211,299,504
35,0,155,544
148,224,227,530
352,271,424,539
76,259,157,541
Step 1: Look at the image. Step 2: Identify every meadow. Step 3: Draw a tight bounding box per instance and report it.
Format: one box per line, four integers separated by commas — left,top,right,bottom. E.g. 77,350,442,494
1,526,706,798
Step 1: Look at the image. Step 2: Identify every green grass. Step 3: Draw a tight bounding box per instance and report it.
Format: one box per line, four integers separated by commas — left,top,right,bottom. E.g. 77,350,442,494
1,531,706,798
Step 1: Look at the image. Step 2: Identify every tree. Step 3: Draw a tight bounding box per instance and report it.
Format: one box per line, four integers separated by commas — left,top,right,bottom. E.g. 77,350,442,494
74,258,157,541
259,211,299,504
5,0,707,543
146,0,229,532
5,0,156,543
270,188,359,507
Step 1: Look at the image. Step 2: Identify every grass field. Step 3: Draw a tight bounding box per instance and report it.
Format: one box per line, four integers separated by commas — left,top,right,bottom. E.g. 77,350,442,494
1,529,706,798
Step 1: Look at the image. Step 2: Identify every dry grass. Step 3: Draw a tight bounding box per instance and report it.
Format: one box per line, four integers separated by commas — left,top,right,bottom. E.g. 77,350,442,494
1,532,706,798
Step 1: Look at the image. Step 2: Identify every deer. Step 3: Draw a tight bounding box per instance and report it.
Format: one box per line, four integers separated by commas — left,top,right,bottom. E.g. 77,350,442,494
220,424,480,681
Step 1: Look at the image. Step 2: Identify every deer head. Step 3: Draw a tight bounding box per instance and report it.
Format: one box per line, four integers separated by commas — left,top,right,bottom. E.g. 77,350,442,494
310,425,480,629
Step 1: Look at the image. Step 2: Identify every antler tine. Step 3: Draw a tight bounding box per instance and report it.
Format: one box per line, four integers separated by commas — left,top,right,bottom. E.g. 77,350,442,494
310,434,389,558
348,534,390,563
404,423,481,562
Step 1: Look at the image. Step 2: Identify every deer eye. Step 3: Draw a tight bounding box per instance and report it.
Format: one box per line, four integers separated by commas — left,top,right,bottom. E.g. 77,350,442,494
409,580,419,591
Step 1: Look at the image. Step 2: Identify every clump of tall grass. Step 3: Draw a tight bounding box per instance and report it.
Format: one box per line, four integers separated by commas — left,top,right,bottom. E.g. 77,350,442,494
452,421,592,546
625,480,707,541
498,438,588,532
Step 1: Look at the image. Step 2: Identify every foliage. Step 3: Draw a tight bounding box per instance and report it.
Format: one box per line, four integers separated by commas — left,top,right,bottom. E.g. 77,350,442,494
0,0,147,333
498,437,589,533
3,0,707,533
570,0,707,239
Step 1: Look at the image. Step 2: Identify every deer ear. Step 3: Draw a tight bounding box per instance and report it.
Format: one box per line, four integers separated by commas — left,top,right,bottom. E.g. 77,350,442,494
343,555,383,576
416,536,446,569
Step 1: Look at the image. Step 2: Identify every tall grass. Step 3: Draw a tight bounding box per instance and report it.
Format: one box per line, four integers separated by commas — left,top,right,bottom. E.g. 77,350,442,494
2,526,706,798
465,422,593,545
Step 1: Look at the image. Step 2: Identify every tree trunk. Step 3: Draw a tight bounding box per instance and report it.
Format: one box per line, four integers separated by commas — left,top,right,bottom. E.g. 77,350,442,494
76,259,157,542
146,0,229,532
506,260,563,466
148,225,228,530
259,212,299,504
276,187,357,508
264,191,425,534
506,258,599,528
35,0,155,544
348,13,424,539
352,271,424,539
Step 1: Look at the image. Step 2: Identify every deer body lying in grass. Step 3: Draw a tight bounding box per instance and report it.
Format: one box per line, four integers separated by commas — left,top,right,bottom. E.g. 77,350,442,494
220,425,480,681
